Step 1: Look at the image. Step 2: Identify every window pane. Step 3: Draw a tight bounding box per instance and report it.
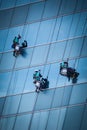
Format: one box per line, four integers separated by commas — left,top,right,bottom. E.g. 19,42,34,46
18,93,36,113
36,19,56,45
0,9,13,29
35,89,54,110
77,57,87,83
81,105,87,130
15,48,33,68
47,41,66,62
11,5,29,27
81,37,87,57
48,63,58,88
2,95,21,115
52,86,72,108
63,105,84,130
22,23,40,46
0,0,15,9
59,0,77,15
46,109,60,130
0,72,12,97
43,0,60,18
0,116,15,130
16,0,30,6
8,69,28,95
0,52,15,71
69,84,87,105
27,2,45,22
0,29,8,52
58,15,73,40
0,97,5,115
30,111,49,130
30,45,49,66
14,114,31,130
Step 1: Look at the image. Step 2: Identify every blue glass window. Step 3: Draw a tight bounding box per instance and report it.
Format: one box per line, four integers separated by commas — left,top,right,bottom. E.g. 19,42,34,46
47,41,67,62
43,0,60,18
16,0,30,6
0,0,15,9
8,69,28,95
69,84,87,105
0,9,13,29
30,45,49,66
0,52,15,71
27,2,45,22
0,116,15,130
77,57,87,83
0,97,5,115
14,114,31,130
15,48,33,68
0,72,12,97
35,89,54,110
36,19,56,45
30,111,49,130
0,29,8,52
57,15,73,40
11,5,29,27
18,93,36,113
81,37,87,57
59,0,77,15
63,105,84,130
2,95,21,115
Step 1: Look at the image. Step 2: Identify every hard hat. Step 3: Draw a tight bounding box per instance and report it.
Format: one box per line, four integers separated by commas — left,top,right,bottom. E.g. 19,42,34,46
35,70,38,72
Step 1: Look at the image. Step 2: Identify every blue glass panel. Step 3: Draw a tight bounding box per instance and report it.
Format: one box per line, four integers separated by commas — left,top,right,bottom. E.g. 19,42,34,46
75,12,87,37
30,0,41,2
18,93,36,113
82,0,87,10
0,29,8,52
30,111,48,130
4,26,23,51
15,48,33,68
0,52,15,71
77,57,87,83
16,0,30,6
0,0,15,9
8,69,28,95
36,19,56,45
48,63,58,88
47,41,67,62
2,95,21,115
58,15,73,40
59,0,77,15
11,5,29,27
27,2,44,22
22,23,40,46
69,84,87,104
14,114,31,130
52,17,62,41
0,116,15,130
46,109,60,130
81,37,87,56
0,9,13,29
76,0,83,11
0,97,5,115
57,108,67,130
63,105,84,130
69,13,80,38
0,72,12,97
30,45,49,66
52,86,72,108
35,89,54,110
80,105,87,130
24,66,44,92
43,0,60,18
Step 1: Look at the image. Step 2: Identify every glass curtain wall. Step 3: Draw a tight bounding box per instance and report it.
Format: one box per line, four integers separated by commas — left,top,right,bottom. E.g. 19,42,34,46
0,0,87,130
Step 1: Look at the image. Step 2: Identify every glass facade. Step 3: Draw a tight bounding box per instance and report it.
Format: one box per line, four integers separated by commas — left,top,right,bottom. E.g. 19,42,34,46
0,0,87,129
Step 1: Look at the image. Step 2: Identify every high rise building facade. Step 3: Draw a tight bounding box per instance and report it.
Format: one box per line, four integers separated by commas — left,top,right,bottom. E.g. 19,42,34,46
0,0,87,130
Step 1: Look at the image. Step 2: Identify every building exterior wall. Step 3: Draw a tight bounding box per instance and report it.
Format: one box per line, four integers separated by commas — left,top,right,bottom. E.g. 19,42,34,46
0,0,87,130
